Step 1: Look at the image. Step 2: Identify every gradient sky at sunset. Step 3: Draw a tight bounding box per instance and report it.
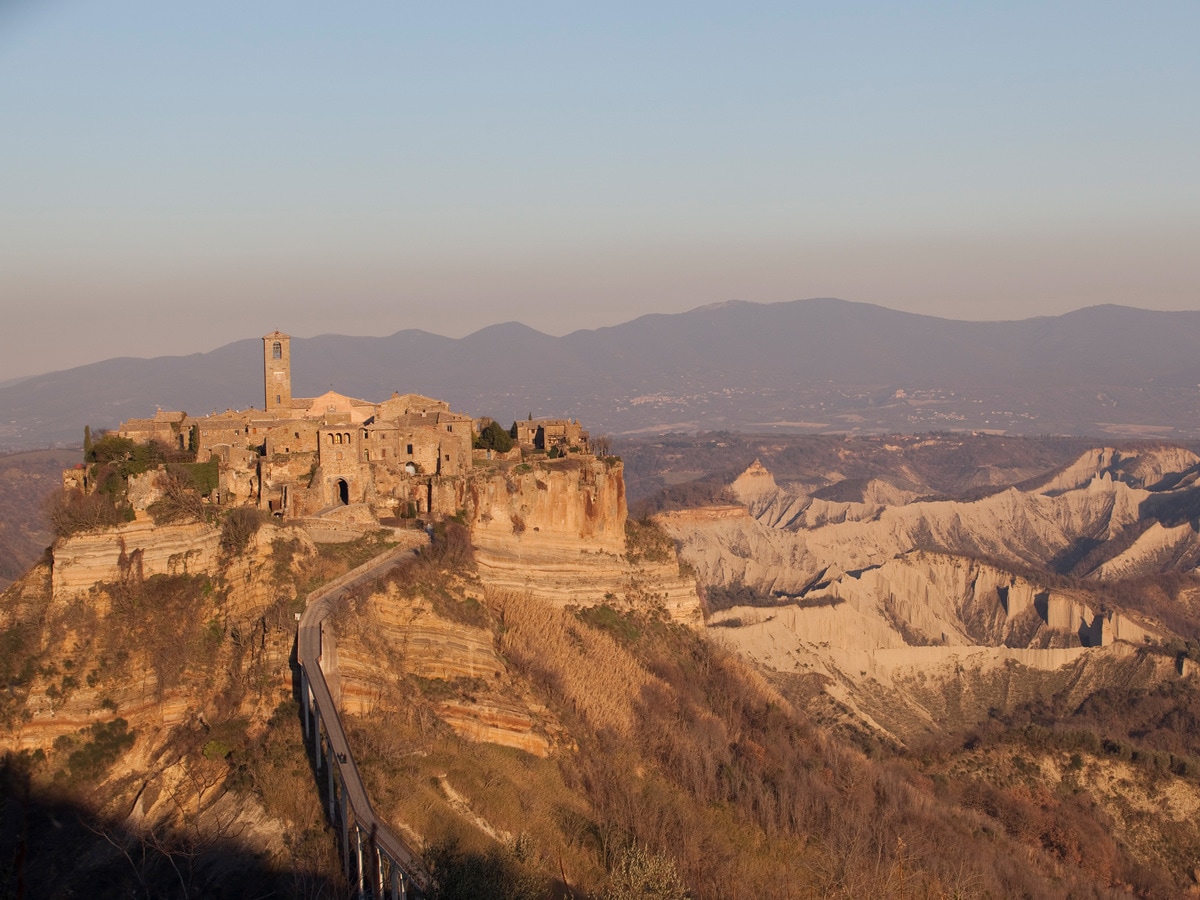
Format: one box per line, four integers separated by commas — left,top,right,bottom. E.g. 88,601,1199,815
1,2,1197,381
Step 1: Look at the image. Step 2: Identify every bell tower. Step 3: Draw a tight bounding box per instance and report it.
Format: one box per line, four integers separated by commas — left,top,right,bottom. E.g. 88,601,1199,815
263,331,292,415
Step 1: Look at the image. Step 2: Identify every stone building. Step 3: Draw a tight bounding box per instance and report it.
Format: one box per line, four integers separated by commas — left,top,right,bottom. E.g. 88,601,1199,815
513,418,590,453
117,410,191,451
113,332,492,518
263,330,293,415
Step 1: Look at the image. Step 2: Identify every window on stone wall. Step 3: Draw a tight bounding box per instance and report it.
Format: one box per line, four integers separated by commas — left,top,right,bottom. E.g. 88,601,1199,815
407,444,413,454
272,341,282,359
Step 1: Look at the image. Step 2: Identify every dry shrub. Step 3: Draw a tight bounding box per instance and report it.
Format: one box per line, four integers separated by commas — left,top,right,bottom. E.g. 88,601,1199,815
45,489,126,537
219,507,270,555
486,590,654,737
108,574,215,693
147,470,206,525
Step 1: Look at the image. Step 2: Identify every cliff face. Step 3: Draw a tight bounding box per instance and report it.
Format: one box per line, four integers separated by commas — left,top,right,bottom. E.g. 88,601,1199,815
9,524,314,750
51,518,222,600
330,582,556,757
0,515,363,894
466,457,627,558
460,458,702,624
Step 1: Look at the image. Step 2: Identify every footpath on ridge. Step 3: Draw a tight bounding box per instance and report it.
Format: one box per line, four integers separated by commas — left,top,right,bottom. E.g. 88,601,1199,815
296,539,432,894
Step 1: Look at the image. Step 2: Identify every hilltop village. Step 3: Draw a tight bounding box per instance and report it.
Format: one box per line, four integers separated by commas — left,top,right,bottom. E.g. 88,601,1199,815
90,332,590,521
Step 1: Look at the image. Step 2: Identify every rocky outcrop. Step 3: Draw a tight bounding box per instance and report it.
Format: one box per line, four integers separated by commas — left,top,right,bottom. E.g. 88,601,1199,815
10,524,315,750
663,451,1188,740
51,519,222,599
464,458,703,624
467,457,627,558
435,699,551,756
332,584,557,756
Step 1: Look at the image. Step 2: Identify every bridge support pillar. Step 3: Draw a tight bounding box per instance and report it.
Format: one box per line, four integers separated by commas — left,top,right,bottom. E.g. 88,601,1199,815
341,804,351,883
313,709,322,770
328,746,336,822
356,826,365,899
301,669,311,738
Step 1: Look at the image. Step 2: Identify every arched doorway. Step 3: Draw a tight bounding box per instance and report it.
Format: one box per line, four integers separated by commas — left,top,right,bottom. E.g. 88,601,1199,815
336,479,349,505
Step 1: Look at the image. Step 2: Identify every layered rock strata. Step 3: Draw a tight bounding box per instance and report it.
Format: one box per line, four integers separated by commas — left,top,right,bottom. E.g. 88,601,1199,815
464,458,702,624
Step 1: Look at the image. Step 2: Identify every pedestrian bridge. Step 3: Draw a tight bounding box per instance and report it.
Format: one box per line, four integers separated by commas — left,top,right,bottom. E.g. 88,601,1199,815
296,545,431,898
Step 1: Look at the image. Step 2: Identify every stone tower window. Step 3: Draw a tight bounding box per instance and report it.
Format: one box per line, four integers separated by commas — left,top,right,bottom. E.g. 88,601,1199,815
272,341,282,359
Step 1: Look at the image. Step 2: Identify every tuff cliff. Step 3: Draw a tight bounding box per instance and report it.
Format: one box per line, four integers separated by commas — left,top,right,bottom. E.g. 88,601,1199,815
51,518,222,600
459,456,702,624
323,456,704,759
0,516,336,895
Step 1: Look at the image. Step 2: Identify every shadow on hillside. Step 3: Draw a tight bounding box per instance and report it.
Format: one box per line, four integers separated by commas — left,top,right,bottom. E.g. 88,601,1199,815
0,755,344,899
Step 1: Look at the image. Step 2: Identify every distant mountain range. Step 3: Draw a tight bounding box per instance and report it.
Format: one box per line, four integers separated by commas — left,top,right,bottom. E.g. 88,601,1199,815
4,298,1200,451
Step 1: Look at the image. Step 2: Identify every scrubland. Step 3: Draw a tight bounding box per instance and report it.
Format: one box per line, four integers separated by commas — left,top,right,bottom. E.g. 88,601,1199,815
332,544,1200,898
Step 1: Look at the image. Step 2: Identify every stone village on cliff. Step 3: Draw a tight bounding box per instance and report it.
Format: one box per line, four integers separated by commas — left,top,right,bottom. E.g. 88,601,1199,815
70,332,591,523
53,332,702,621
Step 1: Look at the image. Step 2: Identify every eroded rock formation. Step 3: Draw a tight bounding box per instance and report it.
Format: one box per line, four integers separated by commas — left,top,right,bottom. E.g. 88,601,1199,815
661,448,1196,742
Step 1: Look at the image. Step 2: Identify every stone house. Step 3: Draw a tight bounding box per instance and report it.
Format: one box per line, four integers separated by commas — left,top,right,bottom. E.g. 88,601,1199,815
117,410,191,451
513,418,590,453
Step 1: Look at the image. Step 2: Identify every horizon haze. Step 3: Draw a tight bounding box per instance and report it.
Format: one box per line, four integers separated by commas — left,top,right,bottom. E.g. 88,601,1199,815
5,298,1200,451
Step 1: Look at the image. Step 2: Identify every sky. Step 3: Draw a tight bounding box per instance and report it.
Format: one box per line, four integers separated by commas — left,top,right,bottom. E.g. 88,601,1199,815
1,2,1198,382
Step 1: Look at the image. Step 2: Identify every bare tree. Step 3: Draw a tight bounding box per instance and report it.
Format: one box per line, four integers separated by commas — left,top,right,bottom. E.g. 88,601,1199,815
148,471,206,525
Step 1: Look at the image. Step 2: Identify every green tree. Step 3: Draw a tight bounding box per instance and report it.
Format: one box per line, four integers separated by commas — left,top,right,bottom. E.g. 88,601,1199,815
476,421,514,453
